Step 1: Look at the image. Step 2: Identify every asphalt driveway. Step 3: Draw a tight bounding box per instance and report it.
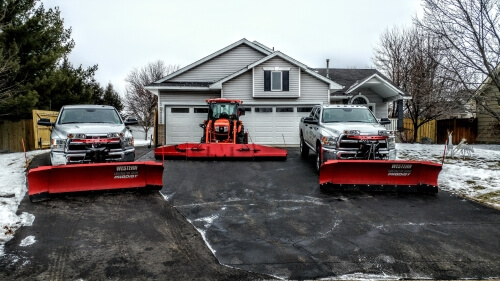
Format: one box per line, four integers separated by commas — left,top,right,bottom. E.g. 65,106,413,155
1,146,499,280
161,148,500,280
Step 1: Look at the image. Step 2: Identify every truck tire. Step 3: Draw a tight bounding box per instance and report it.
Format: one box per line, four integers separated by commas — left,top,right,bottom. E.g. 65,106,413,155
300,134,309,158
315,143,322,174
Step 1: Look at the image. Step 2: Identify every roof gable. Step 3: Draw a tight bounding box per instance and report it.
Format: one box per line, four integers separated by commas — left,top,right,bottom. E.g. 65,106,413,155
314,68,410,100
155,39,272,83
210,52,343,90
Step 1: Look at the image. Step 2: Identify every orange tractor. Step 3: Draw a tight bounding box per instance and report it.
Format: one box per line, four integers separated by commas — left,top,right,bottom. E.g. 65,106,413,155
200,98,248,144
155,98,287,159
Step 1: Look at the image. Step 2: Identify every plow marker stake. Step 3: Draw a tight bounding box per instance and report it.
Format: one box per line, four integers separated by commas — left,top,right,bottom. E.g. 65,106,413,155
28,161,164,201
155,143,287,160
319,160,442,193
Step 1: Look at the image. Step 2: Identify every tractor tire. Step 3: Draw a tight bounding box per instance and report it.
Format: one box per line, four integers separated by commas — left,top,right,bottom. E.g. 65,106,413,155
236,126,245,144
300,134,309,158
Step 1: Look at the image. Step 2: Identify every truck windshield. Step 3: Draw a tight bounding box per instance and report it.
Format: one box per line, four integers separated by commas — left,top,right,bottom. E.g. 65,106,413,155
209,103,238,119
59,108,122,124
322,108,378,123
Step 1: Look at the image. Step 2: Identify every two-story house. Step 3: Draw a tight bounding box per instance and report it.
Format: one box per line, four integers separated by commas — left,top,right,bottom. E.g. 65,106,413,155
146,39,409,145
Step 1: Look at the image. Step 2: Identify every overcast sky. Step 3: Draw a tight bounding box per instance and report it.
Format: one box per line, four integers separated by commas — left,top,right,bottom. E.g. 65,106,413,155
42,0,423,95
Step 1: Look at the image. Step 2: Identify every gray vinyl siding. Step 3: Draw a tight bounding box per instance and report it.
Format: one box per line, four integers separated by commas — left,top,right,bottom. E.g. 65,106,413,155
253,57,300,98
158,91,221,124
352,89,388,118
170,45,266,83
299,70,329,104
222,69,328,105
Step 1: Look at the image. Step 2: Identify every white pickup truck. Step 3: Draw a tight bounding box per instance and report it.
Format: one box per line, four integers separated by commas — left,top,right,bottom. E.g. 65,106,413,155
299,104,396,172
37,104,138,166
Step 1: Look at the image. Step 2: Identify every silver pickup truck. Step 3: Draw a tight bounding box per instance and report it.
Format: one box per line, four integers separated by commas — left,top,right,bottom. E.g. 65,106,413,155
299,104,396,172
37,104,138,166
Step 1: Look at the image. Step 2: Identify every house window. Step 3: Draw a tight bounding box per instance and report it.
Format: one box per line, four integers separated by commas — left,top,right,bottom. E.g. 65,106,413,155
297,107,313,113
271,72,282,91
194,108,208,113
264,70,289,92
276,107,293,112
255,107,273,113
171,108,189,113
350,96,368,105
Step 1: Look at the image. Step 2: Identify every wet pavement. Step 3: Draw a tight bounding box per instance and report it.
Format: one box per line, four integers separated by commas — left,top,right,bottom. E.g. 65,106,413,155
1,146,499,280
160,148,500,280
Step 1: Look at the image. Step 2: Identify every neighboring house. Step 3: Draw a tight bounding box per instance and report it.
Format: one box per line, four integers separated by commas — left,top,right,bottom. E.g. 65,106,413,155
314,68,410,118
475,76,500,143
146,39,409,146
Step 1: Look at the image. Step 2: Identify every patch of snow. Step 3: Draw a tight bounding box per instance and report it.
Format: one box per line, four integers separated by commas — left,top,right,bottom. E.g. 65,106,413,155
0,149,46,256
19,235,36,247
396,143,500,209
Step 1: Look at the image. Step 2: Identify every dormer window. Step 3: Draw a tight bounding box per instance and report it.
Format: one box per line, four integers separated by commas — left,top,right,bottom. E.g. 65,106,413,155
271,71,282,91
263,67,290,92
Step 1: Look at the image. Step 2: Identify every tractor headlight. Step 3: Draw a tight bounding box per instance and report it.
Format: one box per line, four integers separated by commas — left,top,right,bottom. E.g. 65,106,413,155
321,136,338,147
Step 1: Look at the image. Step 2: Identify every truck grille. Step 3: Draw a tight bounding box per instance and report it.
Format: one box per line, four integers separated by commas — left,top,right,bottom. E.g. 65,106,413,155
337,135,389,160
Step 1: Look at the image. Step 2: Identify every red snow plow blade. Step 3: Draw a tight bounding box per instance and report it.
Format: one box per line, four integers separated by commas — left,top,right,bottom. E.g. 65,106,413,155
155,143,287,160
28,161,164,202
319,160,442,193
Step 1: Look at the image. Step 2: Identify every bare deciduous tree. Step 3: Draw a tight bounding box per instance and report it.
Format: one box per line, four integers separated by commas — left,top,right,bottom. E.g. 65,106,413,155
417,0,500,124
373,26,464,142
124,60,179,140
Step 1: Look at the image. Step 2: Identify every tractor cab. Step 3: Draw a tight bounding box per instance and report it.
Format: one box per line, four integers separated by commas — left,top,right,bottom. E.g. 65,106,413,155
201,98,247,144
208,101,243,120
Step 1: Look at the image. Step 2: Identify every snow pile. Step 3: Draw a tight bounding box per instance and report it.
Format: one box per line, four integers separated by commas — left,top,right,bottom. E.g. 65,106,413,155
397,143,500,209
0,150,47,256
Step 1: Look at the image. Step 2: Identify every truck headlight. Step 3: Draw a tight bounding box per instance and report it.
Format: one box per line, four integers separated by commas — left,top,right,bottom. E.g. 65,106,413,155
321,136,338,147
67,133,86,139
51,139,66,150
387,137,396,149
107,132,124,138
378,130,393,136
123,137,134,147
344,130,360,136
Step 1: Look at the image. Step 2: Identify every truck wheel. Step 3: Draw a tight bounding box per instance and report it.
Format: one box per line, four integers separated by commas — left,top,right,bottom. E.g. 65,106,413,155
315,144,322,174
300,135,309,158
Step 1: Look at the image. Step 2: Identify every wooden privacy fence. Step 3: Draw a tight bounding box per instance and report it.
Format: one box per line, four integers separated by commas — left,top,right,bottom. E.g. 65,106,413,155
389,118,478,144
0,110,59,153
0,119,34,152
437,118,478,144
403,119,437,143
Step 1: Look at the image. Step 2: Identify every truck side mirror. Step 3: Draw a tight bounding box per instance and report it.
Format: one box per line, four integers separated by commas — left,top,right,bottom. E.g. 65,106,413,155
379,118,391,125
303,117,318,125
37,118,54,127
238,107,245,116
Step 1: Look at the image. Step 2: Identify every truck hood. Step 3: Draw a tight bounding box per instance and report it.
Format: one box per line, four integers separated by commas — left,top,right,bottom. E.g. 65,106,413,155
54,123,129,137
322,122,387,136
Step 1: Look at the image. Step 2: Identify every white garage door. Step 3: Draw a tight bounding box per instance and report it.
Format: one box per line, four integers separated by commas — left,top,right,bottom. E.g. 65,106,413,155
165,106,207,144
164,105,313,145
239,106,312,145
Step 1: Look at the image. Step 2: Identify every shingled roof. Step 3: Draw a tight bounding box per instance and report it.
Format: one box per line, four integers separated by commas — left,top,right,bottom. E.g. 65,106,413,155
314,68,390,91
